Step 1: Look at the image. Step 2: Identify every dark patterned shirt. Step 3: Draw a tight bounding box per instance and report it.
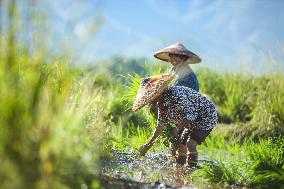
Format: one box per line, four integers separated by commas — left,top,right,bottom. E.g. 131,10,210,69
157,86,217,130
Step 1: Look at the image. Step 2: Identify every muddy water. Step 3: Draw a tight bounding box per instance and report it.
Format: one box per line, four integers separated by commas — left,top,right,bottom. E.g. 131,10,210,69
101,151,211,189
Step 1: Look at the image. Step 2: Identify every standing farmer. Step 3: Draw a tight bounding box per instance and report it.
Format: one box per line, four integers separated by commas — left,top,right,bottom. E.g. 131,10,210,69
153,43,202,164
153,42,201,91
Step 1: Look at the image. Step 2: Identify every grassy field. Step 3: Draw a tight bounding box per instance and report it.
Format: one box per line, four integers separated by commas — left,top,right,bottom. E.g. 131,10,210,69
100,59,284,188
0,55,108,188
1,1,283,188
1,46,283,188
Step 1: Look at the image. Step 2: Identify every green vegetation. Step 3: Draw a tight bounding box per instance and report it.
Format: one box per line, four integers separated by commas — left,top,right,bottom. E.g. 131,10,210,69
0,53,113,188
100,59,284,188
193,131,284,188
197,69,284,141
1,47,283,188
1,1,283,188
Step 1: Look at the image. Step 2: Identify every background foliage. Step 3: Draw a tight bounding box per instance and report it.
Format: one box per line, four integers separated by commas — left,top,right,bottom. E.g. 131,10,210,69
0,1,283,188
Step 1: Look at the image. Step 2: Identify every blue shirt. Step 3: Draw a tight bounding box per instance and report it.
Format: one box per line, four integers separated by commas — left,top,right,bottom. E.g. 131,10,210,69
170,64,199,91
174,72,199,91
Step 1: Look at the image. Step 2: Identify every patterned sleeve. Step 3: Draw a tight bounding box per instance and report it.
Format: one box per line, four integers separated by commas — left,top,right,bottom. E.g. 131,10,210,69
157,109,167,126
176,88,198,122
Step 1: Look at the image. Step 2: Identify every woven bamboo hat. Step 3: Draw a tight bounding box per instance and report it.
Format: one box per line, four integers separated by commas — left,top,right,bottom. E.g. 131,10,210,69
132,73,175,112
154,43,201,64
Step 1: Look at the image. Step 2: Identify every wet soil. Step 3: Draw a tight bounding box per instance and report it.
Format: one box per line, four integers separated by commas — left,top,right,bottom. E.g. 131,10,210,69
100,151,209,189
100,174,175,189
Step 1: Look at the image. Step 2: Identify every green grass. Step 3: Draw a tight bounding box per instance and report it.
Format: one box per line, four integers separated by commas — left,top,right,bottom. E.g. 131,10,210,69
0,51,118,188
2,1,284,188
103,66,284,188
193,131,284,188
196,68,284,140
1,52,283,188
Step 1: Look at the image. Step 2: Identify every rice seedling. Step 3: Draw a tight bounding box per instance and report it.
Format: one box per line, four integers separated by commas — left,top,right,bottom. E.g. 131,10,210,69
193,133,284,188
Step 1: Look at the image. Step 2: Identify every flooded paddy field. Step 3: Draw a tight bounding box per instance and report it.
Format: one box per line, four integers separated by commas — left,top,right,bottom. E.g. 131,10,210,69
101,151,219,189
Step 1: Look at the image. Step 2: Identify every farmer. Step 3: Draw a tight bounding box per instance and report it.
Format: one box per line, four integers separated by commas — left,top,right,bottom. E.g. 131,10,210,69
153,42,201,91
153,43,202,164
132,73,217,168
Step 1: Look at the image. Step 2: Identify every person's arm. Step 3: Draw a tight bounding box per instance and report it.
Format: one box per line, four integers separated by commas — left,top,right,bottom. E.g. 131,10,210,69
148,123,164,144
138,123,165,156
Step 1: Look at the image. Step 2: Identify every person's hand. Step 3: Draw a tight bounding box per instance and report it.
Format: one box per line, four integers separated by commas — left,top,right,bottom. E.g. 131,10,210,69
138,142,153,156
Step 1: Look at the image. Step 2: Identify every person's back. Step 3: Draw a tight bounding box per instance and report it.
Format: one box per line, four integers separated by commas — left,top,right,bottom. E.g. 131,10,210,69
157,86,217,131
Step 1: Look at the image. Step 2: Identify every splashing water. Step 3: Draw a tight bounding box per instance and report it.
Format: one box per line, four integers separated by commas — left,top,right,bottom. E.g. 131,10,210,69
101,150,209,188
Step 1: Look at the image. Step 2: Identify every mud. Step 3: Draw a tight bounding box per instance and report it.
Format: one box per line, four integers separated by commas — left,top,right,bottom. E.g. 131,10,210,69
101,151,212,188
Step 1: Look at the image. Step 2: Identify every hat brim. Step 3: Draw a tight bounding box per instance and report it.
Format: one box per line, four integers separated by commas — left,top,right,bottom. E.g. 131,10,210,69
132,73,174,112
154,51,201,64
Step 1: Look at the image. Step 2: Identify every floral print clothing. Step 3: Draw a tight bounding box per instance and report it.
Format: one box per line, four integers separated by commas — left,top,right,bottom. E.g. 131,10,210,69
157,86,217,130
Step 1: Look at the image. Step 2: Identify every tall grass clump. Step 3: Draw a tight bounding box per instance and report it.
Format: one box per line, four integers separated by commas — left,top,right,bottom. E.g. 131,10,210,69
0,1,118,187
197,68,257,123
0,51,115,188
250,75,284,136
197,68,284,139
194,132,284,188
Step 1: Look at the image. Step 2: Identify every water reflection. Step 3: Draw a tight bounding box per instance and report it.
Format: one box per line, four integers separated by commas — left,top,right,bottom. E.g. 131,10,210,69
101,150,204,188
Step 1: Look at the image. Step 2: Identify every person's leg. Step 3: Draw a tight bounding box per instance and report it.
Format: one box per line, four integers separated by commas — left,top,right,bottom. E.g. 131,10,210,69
176,144,187,165
186,128,213,168
176,128,189,165
186,139,198,167
169,126,184,156
169,127,178,156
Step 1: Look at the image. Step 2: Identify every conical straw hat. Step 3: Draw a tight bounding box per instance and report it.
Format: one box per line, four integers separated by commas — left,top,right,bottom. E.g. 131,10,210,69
154,43,201,64
132,73,175,112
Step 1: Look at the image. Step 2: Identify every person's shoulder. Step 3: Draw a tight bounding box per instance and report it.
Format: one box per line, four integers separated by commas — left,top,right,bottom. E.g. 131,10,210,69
186,71,198,78
176,86,202,97
171,86,196,93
